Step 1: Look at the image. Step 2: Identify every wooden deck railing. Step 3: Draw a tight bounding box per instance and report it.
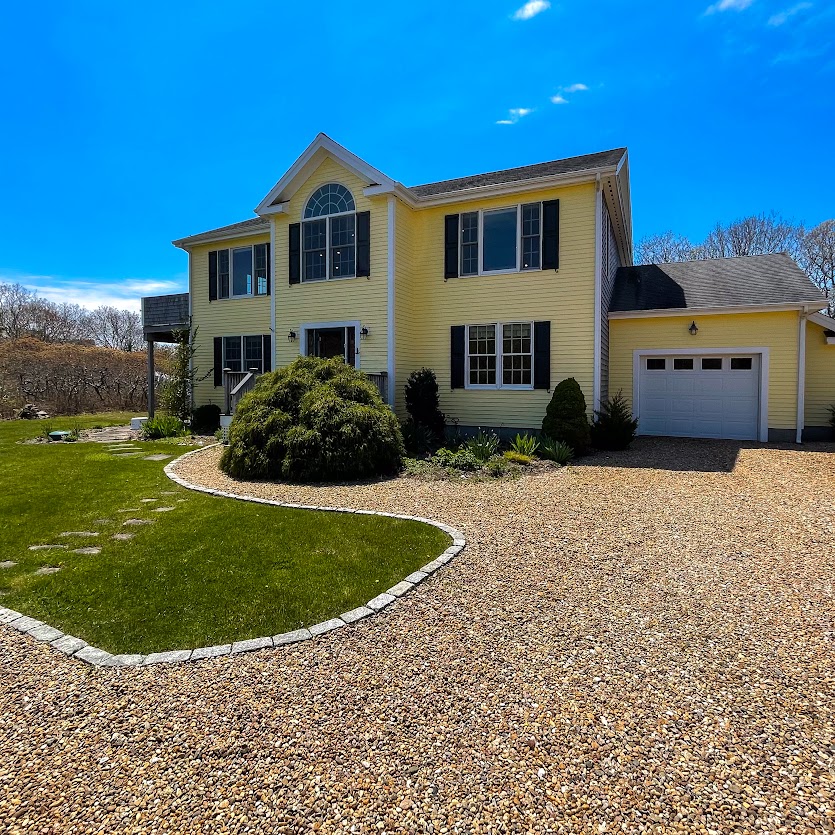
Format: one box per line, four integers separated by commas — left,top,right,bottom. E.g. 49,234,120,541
365,371,388,404
223,369,260,414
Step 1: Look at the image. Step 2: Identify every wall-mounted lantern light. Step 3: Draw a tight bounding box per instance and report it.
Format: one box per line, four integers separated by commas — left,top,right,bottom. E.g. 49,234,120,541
288,330,297,342
689,321,699,336
360,327,369,339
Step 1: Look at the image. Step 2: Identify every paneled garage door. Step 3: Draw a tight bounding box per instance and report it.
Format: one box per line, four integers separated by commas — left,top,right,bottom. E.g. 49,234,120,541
638,353,761,440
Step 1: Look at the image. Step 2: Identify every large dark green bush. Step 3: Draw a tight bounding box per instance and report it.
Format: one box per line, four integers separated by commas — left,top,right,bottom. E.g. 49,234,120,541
404,368,445,442
191,403,221,434
590,391,638,450
219,356,404,482
541,377,590,455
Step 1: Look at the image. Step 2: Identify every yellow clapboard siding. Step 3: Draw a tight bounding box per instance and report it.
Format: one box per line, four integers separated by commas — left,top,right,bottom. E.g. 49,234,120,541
190,234,271,408
273,157,389,374
805,320,835,427
609,311,801,430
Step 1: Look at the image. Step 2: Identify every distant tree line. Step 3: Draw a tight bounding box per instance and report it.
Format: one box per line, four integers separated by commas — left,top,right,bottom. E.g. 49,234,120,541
635,213,835,316
0,282,144,351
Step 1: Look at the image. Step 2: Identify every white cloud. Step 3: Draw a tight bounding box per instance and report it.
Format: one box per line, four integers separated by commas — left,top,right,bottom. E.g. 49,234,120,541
496,119,515,125
497,107,534,125
705,0,753,13
2,271,186,312
563,83,588,93
768,2,812,25
512,0,550,21
550,94,568,104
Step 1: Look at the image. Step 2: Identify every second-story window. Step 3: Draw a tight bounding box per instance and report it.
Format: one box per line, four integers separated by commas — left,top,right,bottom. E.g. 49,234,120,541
456,203,543,276
209,243,270,299
302,183,357,281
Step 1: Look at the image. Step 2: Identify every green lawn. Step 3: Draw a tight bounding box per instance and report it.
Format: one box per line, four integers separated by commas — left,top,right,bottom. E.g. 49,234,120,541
0,413,449,654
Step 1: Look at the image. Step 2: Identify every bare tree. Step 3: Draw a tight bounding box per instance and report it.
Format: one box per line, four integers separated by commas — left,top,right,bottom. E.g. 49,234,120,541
800,220,835,316
701,211,804,260
0,283,38,339
82,305,143,351
635,231,699,265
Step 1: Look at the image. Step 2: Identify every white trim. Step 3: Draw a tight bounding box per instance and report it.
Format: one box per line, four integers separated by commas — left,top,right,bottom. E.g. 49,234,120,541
807,311,835,330
609,301,825,319
255,134,395,215
222,334,269,374
269,218,276,370
387,196,396,407
187,251,194,409
592,175,602,412
173,227,269,250
464,322,535,391
796,312,806,443
298,320,362,369
632,347,770,443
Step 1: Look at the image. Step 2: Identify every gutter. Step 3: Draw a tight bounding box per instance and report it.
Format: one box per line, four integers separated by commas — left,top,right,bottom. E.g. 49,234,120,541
609,301,827,319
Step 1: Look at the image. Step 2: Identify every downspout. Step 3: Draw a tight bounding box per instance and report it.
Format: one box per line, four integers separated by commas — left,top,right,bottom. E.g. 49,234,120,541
187,250,193,410
796,311,806,444
387,195,396,408
270,218,277,371
592,174,602,413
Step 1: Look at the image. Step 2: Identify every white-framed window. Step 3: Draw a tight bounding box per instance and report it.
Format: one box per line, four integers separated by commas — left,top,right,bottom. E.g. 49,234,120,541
465,322,533,389
458,203,542,277
223,335,265,373
302,183,357,281
212,243,269,299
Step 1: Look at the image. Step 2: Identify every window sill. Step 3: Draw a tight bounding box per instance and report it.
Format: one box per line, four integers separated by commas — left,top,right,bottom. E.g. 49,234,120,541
463,385,535,392
300,275,362,284
458,268,547,279
214,294,270,301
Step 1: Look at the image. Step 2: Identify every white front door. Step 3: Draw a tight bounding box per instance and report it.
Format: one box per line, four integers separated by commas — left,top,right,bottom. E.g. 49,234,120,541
638,353,761,440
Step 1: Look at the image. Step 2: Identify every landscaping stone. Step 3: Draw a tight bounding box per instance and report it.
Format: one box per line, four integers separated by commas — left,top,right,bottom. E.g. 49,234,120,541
191,644,231,660
27,625,64,642
153,506,175,512
366,592,396,612
28,545,67,551
35,566,61,575
385,581,414,598
0,609,22,624
59,531,99,538
50,635,87,655
113,453,141,457
0,561,17,569
111,654,145,666
140,498,159,503
111,533,134,541
10,616,45,633
143,454,171,461
231,636,273,655
73,547,101,555
272,628,312,646
118,508,140,513
143,650,192,665
403,570,429,585
339,606,374,624
93,519,112,525
74,646,116,665
418,557,448,574
309,618,344,637
123,519,153,526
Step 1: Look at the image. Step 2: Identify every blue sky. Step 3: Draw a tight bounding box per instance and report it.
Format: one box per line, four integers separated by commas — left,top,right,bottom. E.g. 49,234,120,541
1,0,832,310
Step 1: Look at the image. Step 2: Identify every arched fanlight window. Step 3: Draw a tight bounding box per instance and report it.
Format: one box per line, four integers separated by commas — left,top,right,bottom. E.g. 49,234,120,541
303,183,355,219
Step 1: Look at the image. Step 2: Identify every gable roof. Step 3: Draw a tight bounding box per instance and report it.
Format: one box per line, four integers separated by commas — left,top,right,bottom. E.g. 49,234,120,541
408,148,627,198
610,254,825,313
172,217,269,249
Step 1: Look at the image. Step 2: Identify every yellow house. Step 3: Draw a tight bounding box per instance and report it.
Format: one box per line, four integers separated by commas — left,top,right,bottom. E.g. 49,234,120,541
143,134,835,443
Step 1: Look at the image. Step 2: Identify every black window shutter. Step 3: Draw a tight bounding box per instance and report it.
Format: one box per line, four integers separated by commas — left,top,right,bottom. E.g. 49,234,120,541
262,334,272,372
209,251,218,301
542,200,560,270
266,242,271,295
356,211,370,277
213,336,223,387
533,321,551,390
289,223,301,284
444,215,459,279
451,325,465,388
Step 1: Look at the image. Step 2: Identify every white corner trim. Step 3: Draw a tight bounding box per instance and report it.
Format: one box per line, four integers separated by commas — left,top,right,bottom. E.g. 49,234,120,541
796,312,806,444
631,347,771,443
592,175,602,413
270,218,276,369
387,195,396,407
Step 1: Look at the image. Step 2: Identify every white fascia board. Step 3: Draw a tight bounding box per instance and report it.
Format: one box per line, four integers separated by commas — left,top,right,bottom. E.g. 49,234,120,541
363,182,416,206
807,311,835,329
254,133,396,215
257,202,289,216
608,302,826,319
172,227,271,250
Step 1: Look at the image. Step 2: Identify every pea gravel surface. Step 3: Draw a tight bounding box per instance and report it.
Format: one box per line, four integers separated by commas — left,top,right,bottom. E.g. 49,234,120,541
2,438,834,834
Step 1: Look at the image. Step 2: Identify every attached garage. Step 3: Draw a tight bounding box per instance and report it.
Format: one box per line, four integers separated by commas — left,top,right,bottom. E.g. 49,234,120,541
635,351,764,441
607,254,832,443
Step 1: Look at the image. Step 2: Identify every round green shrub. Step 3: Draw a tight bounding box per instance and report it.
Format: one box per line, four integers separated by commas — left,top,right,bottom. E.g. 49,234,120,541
541,377,590,455
219,356,404,482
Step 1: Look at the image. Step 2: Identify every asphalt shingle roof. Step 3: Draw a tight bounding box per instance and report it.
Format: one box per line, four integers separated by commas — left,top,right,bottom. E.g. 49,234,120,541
408,148,626,198
610,254,824,312
173,217,270,247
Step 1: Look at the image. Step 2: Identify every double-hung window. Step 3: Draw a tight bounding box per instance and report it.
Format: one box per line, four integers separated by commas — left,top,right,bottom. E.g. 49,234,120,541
211,243,270,299
466,322,533,389
223,335,266,373
458,203,542,277
302,183,357,281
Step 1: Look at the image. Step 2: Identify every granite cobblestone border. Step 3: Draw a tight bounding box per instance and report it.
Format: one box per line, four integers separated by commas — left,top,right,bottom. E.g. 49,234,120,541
0,445,465,668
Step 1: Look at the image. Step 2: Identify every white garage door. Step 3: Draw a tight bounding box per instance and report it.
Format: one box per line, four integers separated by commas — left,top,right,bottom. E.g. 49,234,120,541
638,353,761,440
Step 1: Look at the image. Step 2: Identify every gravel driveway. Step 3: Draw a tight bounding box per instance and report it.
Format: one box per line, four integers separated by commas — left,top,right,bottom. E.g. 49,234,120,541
2,439,834,833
